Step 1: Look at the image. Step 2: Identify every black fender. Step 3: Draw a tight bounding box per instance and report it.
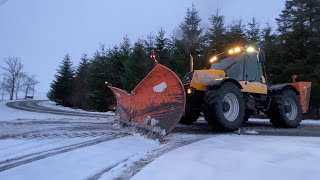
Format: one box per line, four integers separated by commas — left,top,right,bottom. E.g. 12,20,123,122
268,84,299,95
206,78,243,90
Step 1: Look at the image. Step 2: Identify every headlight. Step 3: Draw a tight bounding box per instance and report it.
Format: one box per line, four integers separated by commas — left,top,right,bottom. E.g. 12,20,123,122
247,47,255,52
209,56,217,63
234,47,241,53
187,88,193,95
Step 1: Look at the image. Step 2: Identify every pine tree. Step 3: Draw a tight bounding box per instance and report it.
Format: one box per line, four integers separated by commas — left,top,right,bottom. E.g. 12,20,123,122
120,36,131,58
261,24,281,84
119,36,132,88
276,0,320,113
225,19,247,47
155,28,171,66
276,0,320,80
246,17,260,45
144,33,155,56
69,54,90,109
170,37,190,78
122,40,153,91
107,46,125,88
48,54,74,106
206,10,227,58
179,3,205,70
85,46,115,111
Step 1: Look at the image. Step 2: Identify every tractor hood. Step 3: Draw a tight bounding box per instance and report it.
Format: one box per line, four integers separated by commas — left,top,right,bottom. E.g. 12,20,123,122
190,69,226,91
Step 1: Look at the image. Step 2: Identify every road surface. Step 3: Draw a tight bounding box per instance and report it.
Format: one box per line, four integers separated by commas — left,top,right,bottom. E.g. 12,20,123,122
2,100,320,179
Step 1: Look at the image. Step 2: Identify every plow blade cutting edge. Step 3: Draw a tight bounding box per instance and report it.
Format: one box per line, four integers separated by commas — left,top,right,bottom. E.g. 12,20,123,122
108,64,186,138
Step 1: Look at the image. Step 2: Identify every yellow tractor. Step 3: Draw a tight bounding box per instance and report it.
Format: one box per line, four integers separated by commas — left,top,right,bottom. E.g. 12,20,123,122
180,46,311,131
108,46,312,138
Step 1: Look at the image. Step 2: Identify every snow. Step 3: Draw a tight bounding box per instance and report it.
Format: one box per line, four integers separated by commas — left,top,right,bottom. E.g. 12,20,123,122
249,118,320,125
0,100,163,180
302,120,320,125
0,101,114,122
0,138,99,164
153,82,167,93
2,99,320,179
244,130,259,134
0,101,70,121
133,135,320,180
0,136,160,180
38,101,115,116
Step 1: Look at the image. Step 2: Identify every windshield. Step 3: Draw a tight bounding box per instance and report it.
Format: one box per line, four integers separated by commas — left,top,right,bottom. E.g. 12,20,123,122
210,54,245,81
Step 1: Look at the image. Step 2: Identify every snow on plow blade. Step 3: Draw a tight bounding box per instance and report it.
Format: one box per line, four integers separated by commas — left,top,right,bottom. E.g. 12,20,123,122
108,64,186,138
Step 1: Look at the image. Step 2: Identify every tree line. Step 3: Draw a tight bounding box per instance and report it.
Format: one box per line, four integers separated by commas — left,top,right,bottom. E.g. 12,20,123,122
48,0,320,116
0,57,38,101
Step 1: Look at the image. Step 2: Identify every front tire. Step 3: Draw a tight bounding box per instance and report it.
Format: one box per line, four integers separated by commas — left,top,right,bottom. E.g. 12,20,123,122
203,83,245,131
179,103,201,125
267,89,302,128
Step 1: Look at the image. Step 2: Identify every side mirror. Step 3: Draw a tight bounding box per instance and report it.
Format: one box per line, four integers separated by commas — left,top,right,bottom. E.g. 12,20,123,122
259,51,266,63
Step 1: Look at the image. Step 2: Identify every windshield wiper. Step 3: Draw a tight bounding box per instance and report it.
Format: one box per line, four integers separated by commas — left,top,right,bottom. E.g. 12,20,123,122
224,61,238,72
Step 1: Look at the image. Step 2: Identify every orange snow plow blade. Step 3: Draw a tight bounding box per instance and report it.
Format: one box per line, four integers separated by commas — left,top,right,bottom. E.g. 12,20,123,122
108,64,186,138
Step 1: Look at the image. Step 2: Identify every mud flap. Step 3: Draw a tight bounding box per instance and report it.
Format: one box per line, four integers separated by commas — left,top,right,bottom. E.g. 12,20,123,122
108,64,186,139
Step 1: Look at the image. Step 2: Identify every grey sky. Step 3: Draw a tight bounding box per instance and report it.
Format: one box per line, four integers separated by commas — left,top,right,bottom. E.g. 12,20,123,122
0,0,285,94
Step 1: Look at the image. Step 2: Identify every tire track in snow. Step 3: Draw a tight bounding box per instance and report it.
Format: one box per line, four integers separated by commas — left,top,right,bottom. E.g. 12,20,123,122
0,133,128,172
87,157,131,180
0,120,118,140
88,134,214,180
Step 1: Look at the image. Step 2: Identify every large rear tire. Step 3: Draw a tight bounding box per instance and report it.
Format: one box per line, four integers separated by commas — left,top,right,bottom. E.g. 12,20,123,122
203,82,245,131
179,103,201,125
267,89,302,128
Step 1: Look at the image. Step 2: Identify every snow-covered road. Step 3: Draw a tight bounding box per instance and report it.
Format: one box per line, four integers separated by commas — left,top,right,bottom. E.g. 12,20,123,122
0,100,213,179
1,100,320,180
0,136,160,180
133,135,320,180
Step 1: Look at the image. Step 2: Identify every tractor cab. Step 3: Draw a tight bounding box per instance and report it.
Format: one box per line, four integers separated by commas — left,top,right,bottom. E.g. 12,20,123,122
189,46,268,94
210,47,266,84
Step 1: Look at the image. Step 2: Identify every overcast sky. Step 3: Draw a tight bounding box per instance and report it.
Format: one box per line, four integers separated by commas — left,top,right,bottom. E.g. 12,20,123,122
0,0,285,94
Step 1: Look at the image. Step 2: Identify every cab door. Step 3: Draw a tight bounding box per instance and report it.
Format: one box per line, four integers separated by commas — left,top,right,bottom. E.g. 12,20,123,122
239,53,267,94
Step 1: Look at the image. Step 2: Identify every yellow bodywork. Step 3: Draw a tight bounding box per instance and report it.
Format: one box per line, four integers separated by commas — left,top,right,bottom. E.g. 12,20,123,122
239,81,267,94
190,69,226,91
190,70,268,94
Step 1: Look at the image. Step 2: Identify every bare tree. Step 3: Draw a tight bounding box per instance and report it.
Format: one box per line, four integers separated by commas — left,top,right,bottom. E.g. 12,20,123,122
0,77,5,101
23,75,39,99
14,73,27,99
0,57,24,100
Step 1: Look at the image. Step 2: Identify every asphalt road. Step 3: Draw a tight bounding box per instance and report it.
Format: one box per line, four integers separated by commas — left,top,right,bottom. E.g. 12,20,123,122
6,100,111,118
173,118,320,137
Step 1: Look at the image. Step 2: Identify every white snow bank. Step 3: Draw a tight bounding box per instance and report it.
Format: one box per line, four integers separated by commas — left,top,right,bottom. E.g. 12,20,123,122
249,118,320,125
0,101,115,122
0,136,160,180
133,135,320,180
38,101,115,116
0,101,70,121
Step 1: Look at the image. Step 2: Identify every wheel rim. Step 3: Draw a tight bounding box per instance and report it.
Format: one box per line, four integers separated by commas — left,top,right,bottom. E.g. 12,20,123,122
223,93,240,121
285,98,298,120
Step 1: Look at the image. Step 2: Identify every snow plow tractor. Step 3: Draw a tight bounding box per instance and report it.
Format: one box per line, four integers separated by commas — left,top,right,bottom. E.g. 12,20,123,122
108,46,312,138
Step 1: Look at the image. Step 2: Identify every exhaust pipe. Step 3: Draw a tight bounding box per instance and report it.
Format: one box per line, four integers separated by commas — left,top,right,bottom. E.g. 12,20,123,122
190,54,194,71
